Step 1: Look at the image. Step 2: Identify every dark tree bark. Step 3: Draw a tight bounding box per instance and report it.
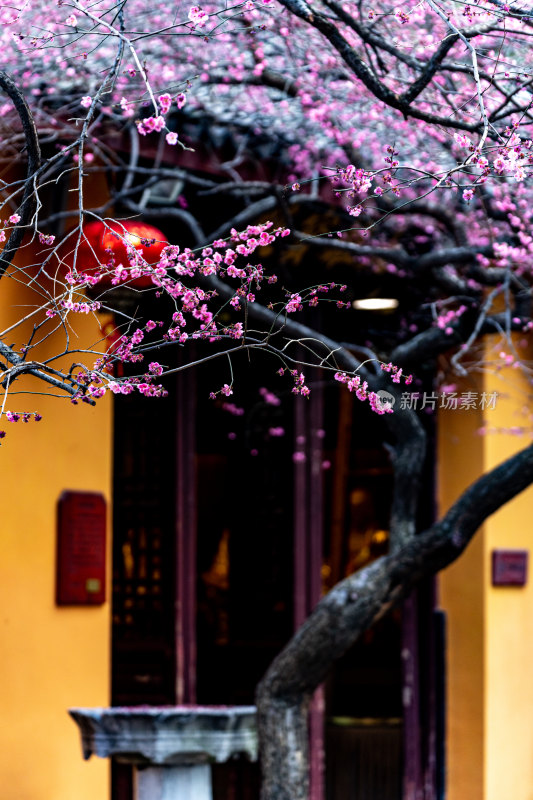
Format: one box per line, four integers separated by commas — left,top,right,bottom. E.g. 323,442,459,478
0,70,40,279
256,438,533,800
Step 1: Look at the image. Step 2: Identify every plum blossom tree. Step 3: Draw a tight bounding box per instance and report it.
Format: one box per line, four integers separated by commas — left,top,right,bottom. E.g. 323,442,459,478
2,0,533,797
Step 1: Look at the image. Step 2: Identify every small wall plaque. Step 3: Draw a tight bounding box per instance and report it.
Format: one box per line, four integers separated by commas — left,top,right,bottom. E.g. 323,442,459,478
491,549,528,587
56,491,106,605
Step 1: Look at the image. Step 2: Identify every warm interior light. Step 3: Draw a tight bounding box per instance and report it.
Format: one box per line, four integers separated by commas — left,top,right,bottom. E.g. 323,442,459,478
352,298,399,311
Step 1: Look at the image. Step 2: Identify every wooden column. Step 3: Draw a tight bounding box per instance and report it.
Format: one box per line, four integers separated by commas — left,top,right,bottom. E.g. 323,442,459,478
175,370,197,704
293,376,324,800
402,591,422,800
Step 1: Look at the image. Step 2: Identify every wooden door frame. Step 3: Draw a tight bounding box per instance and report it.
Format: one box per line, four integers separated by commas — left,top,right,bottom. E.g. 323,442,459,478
175,368,197,704
293,375,325,800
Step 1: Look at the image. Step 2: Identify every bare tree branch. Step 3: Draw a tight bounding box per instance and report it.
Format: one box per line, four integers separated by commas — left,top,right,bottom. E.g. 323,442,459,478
0,71,41,279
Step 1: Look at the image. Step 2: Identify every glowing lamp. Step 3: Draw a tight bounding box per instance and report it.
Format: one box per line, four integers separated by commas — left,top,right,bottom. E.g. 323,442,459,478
352,298,399,311
70,220,168,289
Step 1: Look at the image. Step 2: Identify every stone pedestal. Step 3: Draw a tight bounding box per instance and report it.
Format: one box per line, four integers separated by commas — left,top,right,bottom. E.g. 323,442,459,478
136,765,211,800
69,705,257,800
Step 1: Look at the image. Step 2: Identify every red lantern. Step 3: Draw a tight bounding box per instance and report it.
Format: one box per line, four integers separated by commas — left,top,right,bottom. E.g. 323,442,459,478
69,220,168,289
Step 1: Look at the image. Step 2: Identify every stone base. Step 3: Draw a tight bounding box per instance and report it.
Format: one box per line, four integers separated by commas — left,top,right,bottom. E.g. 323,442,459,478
135,764,212,800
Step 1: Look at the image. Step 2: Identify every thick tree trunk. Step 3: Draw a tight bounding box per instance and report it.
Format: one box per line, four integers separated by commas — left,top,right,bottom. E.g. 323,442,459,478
257,698,310,800
257,442,533,800
257,557,407,800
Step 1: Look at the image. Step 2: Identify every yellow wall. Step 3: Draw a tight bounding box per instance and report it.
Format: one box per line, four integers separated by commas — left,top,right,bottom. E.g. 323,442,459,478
0,259,112,800
438,396,485,800
483,350,533,800
439,341,533,800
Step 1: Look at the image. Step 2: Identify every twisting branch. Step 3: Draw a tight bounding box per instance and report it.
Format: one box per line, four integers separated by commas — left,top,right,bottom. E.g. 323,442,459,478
0,341,93,402
276,0,483,131
257,439,533,800
424,0,491,149
0,71,41,279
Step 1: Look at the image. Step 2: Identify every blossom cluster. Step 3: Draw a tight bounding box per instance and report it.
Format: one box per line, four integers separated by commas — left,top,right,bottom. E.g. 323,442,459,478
72,366,168,402
259,386,281,406
275,283,349,316
334,371,388,414
0,411,43,442
435,305,467,335
133,92,187,144
380,362,413,385
54,222,290,400
2,0,533,434
3,411,42,422
332,363,413,415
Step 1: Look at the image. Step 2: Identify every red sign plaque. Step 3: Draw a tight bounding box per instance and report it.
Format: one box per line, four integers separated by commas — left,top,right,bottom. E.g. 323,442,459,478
56,491,106,605
491,549,528,587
